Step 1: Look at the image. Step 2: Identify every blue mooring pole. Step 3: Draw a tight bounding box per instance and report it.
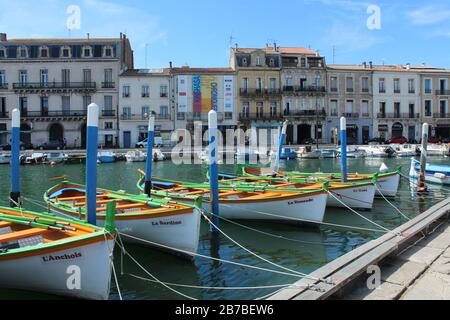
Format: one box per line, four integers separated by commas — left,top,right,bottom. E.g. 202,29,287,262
208,110,220,232
275,121,288,173
10,109,20,208
340,117,348,182
85,103,99,225
144,115,155,197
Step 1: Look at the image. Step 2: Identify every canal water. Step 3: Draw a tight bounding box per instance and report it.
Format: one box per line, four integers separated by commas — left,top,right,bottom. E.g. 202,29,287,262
0,156,449,300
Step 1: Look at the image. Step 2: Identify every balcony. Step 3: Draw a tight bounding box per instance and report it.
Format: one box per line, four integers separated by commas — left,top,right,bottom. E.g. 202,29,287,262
238,113,282,122
283,86,326,95
13,82,96,93
342,113,359,119
101,110,116,118
239,88,281,97
156,114,171,120
160,93,168,98
284,109,326,118
21,110,87,120
436,90,450,95
0,112,8,119
102,82,115,89
0,83,8,90
361,88,370,93
434,113,450,118
377,113,420,119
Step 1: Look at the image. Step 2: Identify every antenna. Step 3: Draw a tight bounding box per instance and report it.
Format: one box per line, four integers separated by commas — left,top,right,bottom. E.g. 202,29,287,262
145,43,149,68
229,33,236,47
332,45,336,64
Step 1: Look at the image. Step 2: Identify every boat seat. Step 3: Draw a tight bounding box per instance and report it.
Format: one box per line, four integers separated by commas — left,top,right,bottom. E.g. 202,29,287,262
73,198,126,207
49,188,104,199
96,203,146,212
239,192,283,200
0,228,51,243
152,181,178,188
0,221,13,228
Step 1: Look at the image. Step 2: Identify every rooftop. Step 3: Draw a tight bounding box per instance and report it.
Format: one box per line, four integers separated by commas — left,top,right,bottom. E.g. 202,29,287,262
121,68,170,77
232,46,317,56
170,67,235,74
328,64,450,73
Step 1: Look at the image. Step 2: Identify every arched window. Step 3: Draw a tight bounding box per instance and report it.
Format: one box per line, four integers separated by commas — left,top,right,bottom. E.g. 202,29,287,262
82,45,92,58
60,45,72,58
103,45,113,58
39,46,49,58
18,45,28,58
0,46,7,58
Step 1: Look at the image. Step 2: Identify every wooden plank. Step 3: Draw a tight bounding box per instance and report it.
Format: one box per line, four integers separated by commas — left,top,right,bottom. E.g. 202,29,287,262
269,197,450,300
0,228,50,243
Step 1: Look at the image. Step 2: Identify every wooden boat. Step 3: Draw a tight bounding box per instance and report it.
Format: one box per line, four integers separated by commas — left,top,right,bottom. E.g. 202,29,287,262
0,206,114,300
212,173,376,210
97,151,116,163
137,171,328,224
45,180,201,258
279,148,297,160
409,159,450,186
239,165,400,197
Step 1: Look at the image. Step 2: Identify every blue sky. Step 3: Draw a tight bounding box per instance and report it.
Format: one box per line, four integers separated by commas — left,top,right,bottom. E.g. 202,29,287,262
1,0,450,69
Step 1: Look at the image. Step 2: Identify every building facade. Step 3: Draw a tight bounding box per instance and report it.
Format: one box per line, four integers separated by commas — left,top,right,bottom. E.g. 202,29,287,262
119,68,172,148
280,48,327,144
372,66,421,142
171,67,237,144
420,69,450,140
326,64,373,144
0,32,133,148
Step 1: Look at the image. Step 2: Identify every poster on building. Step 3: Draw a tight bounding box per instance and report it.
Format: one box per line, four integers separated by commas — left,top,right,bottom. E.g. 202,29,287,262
177,76,188,113
201,76,217,113
192,75,202,113
224,76,234,113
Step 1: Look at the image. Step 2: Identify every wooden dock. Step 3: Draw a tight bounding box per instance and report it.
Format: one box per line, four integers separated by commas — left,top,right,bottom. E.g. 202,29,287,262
269,197,450,300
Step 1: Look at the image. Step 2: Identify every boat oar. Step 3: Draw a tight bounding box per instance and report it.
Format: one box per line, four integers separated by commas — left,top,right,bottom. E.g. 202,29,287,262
0,213,74,231
49,175,70,181
0,214,63,231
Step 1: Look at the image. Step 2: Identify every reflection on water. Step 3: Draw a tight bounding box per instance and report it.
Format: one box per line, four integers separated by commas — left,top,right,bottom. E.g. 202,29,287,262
0,157,449,300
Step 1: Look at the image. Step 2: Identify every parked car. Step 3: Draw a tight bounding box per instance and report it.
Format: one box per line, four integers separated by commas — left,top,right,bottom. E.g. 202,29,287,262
428,136,442,144
367,137,386,145
387,136,408,144
38,140,64,150
442,137,450,144
135,137,163,148
0,142,34,151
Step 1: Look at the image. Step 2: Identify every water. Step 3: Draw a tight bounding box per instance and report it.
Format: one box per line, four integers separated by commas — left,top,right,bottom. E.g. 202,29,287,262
0,156,449,300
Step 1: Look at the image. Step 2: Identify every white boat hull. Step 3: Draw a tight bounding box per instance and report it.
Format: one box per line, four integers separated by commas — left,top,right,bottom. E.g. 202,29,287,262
0,239,113,300
327,185,375,209
409,162,450,186
352,174,400,197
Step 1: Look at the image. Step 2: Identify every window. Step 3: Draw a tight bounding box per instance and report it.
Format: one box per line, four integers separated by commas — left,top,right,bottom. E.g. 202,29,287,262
19,97,28,116
62,96,70,115
40,96,48,115
242,57,248,67
61,46,71,58
104,96,113,111
285,76,293,87
362,100,369,117
330,77,338,92
19,70,28,84
18,46,28,58
225,112,232,120
256,78,263,91
122,106,131,119
39,46,48,58
346,77,354,92
361,77,369,92
83,69,92,83
425,100,432,117
394,102,401,117
379,102,386,117
123,85,130,98
83,96,91,110
408,79,415,93
242,77,249,89
256,102,264,118
82,46,92,58
62,69,70,85
270,101,277,116
160,105,169,119
300,58,306,68
379,78,386,93
105,122,113,130
160,85,168,97
345,100,354,114
424,79,432,94
242,101,249,117
269,58,275,67
40,69,48,85
104,69,113,87
394,78,400,93
0,70,6,86
270,78,276,90
0,47,6,58
142,85,150,98
330,100,338,116
141,106,150,119
103,46,113,57
256,56,261,66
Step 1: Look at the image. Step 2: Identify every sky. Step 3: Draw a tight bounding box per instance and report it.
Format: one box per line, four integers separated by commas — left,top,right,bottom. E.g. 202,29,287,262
1,0,450,69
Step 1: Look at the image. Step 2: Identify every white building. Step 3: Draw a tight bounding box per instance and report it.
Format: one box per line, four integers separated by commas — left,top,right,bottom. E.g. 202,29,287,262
118,68,173,148
0,33,133,148
171,67,237,144
372,65,421,142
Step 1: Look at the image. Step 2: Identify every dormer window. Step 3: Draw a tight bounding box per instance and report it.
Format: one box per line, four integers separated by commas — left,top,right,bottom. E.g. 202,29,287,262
82,46,92,58
0,46,6,58
242,57,248,67
103,46,113,58
256,56,261,66
39,46,49,58
61,45,71,58
269,58,275,67
18,46,28,58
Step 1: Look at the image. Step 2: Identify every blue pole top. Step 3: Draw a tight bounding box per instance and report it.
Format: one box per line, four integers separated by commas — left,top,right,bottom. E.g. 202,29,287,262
87,103,99,127
12,109,20,128
340,117,346,131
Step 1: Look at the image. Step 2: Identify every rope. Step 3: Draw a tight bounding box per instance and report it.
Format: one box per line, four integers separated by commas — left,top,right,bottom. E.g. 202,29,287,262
329,190,374,206
326,191,396,235
219,202,389,234
117,232,306,278
375,185,411,221
103,232,123,301
200,210,323,282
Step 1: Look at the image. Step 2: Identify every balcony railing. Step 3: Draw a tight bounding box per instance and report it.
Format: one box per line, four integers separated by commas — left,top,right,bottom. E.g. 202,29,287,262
102,82,115,89
342,113,359,118
101,110,116,117
0,112,8,118
0,83,8,89
284,110,326,117
21,110,87,118
13,82,96,90
239,88,281,96
239,113,283,121
434,113,450,118
283,86,326,93
436,90,450,95
377,113,420,119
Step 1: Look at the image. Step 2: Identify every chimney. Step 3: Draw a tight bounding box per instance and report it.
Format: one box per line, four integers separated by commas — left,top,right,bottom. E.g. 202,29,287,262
406,63,411,70
169,61,173,69
87,33,90,39
273,42,277,51
363,62,367,68
369,61,373,69
120,32,123,39
235,43,238,49
0,33,6,42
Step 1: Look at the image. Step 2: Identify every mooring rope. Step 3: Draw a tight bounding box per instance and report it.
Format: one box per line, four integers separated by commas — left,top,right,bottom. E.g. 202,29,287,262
103,232,122,301
374,185,411,221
